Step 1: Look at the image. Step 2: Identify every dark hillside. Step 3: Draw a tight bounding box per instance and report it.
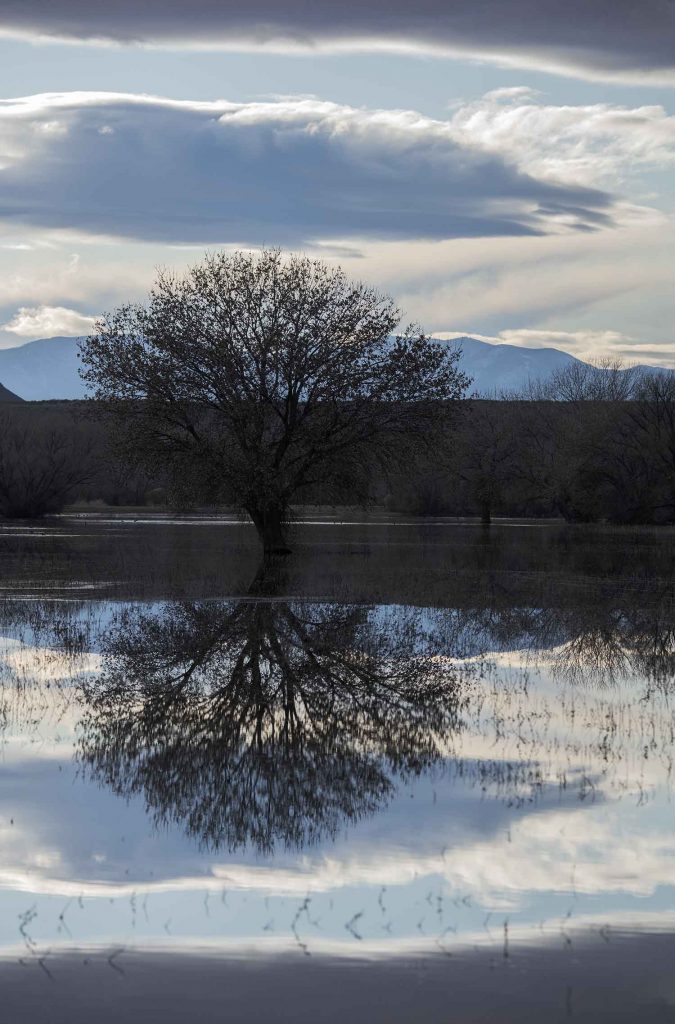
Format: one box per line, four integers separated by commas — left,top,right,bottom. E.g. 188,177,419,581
0,381,22,402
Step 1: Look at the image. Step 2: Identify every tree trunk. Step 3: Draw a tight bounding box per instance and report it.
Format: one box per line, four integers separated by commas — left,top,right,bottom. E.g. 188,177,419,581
480,499,492,527
248,503,292,555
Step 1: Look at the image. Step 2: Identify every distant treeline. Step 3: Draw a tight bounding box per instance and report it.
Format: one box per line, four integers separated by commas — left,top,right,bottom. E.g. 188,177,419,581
2,369,675,524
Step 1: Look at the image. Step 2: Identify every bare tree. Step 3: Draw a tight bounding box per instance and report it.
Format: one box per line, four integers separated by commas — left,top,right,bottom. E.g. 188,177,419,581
525,357,644,402
508,358,657,521
0,410,93,518
456,401,520,525
80,250,470,553
608,371,675,522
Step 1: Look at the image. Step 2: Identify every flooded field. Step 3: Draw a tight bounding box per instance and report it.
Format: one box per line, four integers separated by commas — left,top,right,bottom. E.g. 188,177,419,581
1,513,675,1022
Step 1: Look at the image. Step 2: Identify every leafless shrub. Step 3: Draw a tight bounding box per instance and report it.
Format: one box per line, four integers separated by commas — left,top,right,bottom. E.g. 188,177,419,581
0,410,94,518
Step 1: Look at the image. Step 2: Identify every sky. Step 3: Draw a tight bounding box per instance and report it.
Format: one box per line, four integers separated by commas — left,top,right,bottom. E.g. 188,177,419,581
0,2,673,364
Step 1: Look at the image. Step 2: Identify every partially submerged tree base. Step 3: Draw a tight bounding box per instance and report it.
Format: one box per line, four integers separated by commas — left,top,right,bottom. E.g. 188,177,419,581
264,544,292,557
248,505,292,556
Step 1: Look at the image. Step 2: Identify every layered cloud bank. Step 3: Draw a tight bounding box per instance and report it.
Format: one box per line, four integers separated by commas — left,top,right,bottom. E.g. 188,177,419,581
0,93,614,245
1,1,674,84
0,90,672,358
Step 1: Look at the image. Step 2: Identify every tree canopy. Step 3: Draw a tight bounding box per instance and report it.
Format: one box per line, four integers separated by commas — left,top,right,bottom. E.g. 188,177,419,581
79,249,470,551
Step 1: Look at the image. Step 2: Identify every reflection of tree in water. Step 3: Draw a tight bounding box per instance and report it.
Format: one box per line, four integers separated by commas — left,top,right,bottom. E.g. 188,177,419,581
454,580,675,690
79,567,467,854
426,582,675,806
551,597,675,689
551,596,675,690
453,594,675,806
6,565,674,841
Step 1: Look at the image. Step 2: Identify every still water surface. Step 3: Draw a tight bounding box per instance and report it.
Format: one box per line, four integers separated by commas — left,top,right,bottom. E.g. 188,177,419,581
1,514,674,1021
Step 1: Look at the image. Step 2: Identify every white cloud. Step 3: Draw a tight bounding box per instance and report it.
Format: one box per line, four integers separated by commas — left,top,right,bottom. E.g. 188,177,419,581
435,329,635,358
499,329,631,350
2,304,97,338
0,91,615,245
447,89,675,189
0,242,155,306
334,218,670,333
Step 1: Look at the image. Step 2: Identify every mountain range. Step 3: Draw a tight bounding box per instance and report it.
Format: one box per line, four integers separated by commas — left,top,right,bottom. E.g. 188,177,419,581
0,334,667,401
452,336,584,394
